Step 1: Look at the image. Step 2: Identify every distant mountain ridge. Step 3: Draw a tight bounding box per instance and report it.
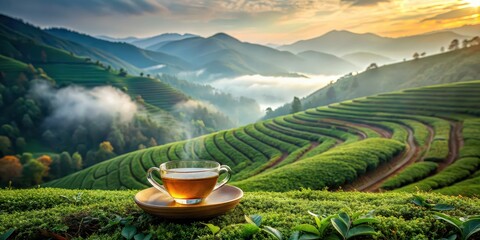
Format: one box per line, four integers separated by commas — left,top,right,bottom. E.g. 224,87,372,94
342,52,393,68
46,28,191,73
156,32,358,80
280,30,468,60
132,33,197,49
96,35,139,43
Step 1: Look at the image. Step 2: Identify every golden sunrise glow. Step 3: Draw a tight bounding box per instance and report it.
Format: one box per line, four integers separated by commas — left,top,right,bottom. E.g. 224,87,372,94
465,0,480,7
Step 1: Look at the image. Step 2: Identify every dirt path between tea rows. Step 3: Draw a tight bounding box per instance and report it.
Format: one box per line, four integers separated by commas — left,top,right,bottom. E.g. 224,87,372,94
343,125,420,192
437,121,463,172
346,120,463,192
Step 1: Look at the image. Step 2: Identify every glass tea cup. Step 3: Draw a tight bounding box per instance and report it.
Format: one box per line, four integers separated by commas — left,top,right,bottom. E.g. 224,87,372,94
147,160,232,204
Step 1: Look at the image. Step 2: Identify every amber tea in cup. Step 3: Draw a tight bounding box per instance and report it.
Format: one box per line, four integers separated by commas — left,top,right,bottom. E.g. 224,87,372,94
147,160,231,204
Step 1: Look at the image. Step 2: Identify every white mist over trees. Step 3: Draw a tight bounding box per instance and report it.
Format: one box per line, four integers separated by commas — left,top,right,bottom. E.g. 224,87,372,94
30,81,138,126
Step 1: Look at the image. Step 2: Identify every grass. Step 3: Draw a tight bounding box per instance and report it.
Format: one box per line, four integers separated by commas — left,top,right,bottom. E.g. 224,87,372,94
1,188,480,239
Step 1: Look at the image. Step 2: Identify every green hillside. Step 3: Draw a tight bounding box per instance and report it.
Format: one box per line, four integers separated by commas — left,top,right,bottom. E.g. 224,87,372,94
268,44,480,119
1,188,479,239
45,80,480,197
0,14,139,74
46,28,191,73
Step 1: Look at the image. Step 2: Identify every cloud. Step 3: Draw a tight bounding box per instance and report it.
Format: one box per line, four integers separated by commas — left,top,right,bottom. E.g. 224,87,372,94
173,99,220,115
210,74,339,110
0,0,164,17
340,0,390,7
30,81,138,128
422,7,479,22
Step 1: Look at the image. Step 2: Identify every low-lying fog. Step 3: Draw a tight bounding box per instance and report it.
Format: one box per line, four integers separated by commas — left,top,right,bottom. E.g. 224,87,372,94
210,74,340,111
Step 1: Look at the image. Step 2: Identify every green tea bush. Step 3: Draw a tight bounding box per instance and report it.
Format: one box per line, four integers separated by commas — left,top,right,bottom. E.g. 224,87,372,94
234,139,404,192
396,157,480,193
435,173,480,197
460,140,480,158
256,122,310,147
1,188,479,239
381,162,438,190
424,140,449,162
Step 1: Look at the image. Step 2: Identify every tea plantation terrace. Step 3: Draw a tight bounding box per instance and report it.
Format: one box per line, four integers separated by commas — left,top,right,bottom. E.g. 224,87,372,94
44,80,480,197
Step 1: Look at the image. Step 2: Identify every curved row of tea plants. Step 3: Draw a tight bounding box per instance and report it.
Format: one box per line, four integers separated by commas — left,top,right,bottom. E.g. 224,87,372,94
45,81,480,196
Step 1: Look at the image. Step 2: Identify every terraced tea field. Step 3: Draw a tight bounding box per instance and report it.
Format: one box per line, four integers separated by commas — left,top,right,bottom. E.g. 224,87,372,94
45,80,480,197
1,42,189,114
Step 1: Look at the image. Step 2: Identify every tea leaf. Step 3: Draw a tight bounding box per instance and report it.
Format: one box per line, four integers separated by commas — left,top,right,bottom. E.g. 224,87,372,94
346,225,377,238
434,212,463,232
263,226,283,240
318,216,335,236
245,214,262,227
121,225,137,240
308,211,322,229
338,212,351,228
299,233,321,240
289,231,300,240
331,218,348,239
0,228,15,240
432,204,455,211
294,224,320,236
201,223,220,235
241,223,260,238
464,219,480,240
134,233,152,240
412,195,426,207
442,234,457,240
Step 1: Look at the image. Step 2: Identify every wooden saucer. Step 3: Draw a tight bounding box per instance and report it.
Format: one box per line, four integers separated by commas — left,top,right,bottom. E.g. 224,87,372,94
134,185,243,219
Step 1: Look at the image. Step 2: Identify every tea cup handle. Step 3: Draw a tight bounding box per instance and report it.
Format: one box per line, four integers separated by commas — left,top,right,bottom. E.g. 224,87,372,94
213,165,232,191
147,167,170,196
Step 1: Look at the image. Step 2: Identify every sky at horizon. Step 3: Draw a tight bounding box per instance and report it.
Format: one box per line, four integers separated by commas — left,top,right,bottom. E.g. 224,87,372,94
0,0,479,44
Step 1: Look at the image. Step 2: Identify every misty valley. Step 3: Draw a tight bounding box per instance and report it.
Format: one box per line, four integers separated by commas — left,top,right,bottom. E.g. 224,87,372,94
1,1,480,239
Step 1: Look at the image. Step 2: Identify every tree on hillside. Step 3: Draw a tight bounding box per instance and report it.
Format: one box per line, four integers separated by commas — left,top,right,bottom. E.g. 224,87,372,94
140,72,144,77
22,159,47,186
327,87,337,101
0,136,12,156
22,114,34,129
463,39,469,48
60,151,74,177
148,138,158,148
366,63,378,70
440,46,445,53
291,97,302,114
118,68,127,77
471,36,479,46
37,155,52,177
72,152,83,171
20,152,34,164
48,155,61,179
265,107,273,117
107,128,125,153
421,52,426,57
15,137,26,152
448,39,459,51
0,155,22,185
42,130,56,148
91,141,116,166
413,52,420,60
